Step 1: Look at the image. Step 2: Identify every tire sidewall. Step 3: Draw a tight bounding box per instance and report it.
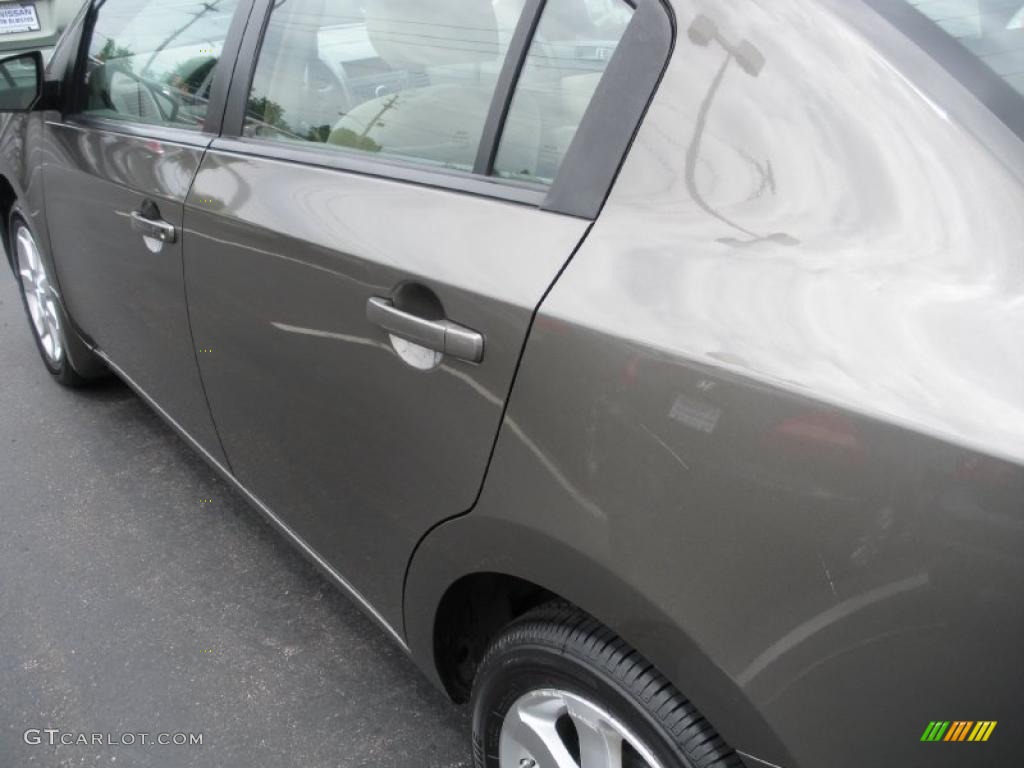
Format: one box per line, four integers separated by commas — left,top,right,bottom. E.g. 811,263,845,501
9,210,70,378
472,642,694,768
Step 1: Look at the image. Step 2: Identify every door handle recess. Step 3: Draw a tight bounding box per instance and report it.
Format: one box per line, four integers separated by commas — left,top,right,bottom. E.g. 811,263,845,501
367,297,484,363
130,211,177,244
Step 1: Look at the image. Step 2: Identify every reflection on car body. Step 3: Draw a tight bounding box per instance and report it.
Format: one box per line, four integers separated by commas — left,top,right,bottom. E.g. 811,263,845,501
0,1,1022,767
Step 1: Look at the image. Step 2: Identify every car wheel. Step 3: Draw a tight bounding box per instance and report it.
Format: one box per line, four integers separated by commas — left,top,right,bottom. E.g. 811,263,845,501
471,603,742,768
10,213,100,386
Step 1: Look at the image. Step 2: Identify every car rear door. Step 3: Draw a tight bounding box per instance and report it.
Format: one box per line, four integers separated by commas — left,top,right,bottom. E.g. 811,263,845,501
44,0,248,461
183,0,670,633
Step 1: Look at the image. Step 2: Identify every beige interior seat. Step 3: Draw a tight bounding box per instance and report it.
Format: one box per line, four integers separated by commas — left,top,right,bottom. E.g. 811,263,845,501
248,0,346,138
328,0,609,179
547,71,603,164
493,68,603,181
329,0,541,173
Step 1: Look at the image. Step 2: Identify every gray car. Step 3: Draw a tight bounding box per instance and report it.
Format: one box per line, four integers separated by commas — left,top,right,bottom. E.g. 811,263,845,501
1,0,1022,766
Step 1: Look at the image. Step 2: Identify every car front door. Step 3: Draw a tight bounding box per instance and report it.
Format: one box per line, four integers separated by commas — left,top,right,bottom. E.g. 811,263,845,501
44,0,246,461
183,0,646,633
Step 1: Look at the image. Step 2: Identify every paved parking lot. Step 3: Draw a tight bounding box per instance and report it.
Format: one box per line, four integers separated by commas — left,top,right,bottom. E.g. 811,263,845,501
0,270,471,767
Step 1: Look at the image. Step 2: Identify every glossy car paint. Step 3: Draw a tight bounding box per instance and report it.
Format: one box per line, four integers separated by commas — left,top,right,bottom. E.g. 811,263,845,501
182,148,588,632
408,1,1024,767
43,122,227,464
0,12,99,378
0,0,1020,767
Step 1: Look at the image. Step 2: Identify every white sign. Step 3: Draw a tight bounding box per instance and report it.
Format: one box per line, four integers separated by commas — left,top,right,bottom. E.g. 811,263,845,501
0,4,40,35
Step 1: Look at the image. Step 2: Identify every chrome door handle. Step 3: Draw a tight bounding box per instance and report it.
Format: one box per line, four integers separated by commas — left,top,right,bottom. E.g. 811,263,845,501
130,211,177,244
367,297,484,363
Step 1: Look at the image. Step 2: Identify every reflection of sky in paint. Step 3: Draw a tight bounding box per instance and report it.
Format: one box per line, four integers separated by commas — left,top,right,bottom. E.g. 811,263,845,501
551,0,1024,464
908,0,1024,94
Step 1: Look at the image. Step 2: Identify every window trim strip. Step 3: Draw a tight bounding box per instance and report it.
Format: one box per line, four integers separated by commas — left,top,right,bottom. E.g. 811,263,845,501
543,0,675,219
219,0,675,220
208,135,549,207
204,0,256,136
61,114,215,149
221,0,273,138
473,0,548,176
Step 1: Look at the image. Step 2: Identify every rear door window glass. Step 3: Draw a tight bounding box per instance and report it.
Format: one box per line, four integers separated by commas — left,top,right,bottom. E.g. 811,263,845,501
493,0,634,185
906,0,1024,95
244,0,527,173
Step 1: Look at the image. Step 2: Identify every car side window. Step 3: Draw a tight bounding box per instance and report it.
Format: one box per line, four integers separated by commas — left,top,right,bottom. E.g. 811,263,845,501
863,0,1024,140
493,0,634,185
244,0,528,173
905,0,1024,96
79,0,241,131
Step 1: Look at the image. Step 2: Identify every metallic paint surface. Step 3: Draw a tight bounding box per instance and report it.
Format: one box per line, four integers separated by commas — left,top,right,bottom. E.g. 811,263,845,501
41,122,227,464
408,1,1024,766
93,347,409,651
0,20,98,377
2,0,1021,765
183,149,588,629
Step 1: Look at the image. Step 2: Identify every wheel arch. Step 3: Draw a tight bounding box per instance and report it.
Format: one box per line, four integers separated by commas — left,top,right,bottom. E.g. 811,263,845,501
404,514,796,768
0,173,19,272
1,178,106,381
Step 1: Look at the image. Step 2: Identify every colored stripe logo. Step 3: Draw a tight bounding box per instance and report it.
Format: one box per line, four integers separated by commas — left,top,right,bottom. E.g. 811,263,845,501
921,721,996,742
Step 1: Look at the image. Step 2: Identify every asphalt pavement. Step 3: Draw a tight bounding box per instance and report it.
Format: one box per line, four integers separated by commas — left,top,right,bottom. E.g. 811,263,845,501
0,268,472,767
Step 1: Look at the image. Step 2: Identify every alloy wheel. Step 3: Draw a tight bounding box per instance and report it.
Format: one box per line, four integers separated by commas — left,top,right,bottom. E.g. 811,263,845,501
16,224,64,366
499,689,665,768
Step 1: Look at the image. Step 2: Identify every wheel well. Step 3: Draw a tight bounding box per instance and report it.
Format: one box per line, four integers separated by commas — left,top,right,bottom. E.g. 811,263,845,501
0,175,17,270
433,573,556,703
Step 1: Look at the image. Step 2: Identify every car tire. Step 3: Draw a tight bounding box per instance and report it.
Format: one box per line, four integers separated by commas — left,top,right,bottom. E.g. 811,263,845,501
471,602,743,768
9,211,104,387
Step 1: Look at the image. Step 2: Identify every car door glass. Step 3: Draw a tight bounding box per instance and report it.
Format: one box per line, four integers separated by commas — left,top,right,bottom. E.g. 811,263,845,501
492,0,634,185
244,0,527,173
905,0,1024,96
80,0,241,130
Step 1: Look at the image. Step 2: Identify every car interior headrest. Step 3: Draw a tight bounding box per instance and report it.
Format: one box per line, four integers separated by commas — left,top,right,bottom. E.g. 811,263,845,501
365,0,500,70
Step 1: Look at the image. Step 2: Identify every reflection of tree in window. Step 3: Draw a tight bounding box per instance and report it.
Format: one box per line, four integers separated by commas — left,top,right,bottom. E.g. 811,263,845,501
169,56,216,96
329,93,397,153
142,0,224,75
97,39,135,71
328,126,382,152
248,96,291,134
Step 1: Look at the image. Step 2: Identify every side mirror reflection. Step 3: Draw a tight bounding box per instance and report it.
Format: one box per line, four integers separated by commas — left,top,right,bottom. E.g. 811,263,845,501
0,50,44,112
